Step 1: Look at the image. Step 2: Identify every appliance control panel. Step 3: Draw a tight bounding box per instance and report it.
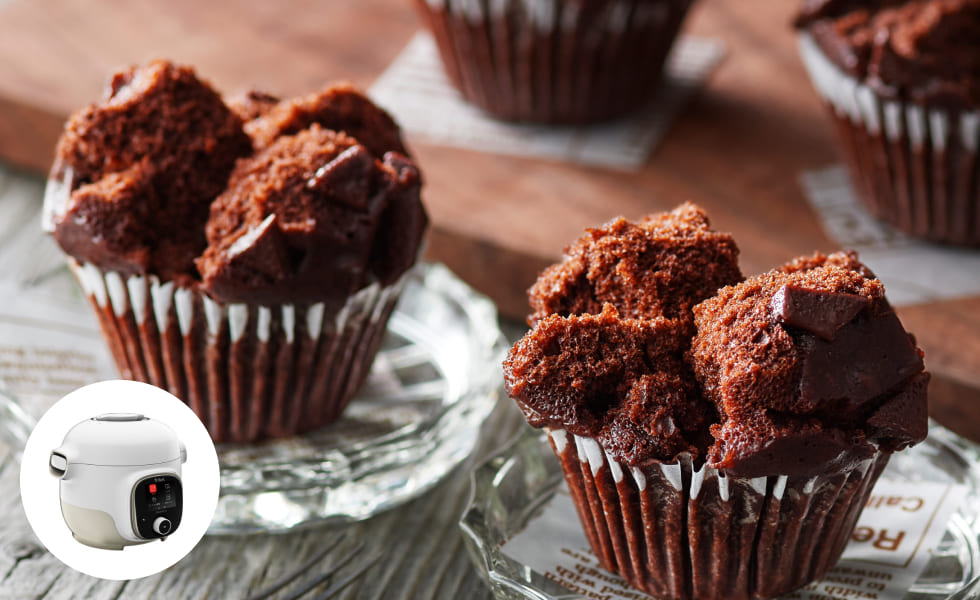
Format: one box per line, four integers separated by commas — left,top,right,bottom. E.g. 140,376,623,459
131,474,182,540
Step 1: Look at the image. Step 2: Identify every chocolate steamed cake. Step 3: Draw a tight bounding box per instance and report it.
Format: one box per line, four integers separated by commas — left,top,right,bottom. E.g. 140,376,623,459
528,203,743,328
48,65,425,301
794,0,980,245
45,60,427,442
691,251,927,477
504,205,928,600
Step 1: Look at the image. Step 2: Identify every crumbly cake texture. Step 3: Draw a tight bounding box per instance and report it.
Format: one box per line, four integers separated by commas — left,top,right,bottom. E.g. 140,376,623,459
49,61,425,304
795,0,980,106
527,202,743,329
243,84,408,158
504,305,714,465
50,60,252,281
506,204,929,476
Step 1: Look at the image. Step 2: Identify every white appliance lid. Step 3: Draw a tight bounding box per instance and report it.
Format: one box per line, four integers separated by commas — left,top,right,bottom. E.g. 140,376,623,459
54,414,184,467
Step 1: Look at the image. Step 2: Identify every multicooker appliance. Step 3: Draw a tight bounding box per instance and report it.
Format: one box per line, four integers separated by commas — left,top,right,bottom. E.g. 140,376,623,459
49,413,186,550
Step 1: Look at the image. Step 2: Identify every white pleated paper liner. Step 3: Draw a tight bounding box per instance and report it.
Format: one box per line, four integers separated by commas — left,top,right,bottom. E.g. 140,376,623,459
69,259,405,443
414,0,694,124
798,32,980,246
545,428,890,600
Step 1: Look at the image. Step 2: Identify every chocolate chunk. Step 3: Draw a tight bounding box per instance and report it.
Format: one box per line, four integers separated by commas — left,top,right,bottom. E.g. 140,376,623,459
772,284,870,341
307,145,376,210
867,372,930,448
797,309,924,413
709,411,876,478
369,153,427,286
196,214,293,300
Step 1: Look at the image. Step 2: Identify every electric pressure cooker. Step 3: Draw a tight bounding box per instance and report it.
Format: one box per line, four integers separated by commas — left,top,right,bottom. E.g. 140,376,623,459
50,413,186,550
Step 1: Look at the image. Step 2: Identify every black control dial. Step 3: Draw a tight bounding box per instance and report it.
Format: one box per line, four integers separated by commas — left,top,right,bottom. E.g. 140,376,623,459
132,474,182,540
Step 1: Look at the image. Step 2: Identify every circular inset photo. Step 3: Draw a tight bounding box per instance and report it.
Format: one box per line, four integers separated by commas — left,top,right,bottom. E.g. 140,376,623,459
19,380,220,580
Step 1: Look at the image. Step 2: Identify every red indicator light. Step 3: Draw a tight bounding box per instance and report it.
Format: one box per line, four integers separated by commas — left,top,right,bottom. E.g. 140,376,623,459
149,483,157,494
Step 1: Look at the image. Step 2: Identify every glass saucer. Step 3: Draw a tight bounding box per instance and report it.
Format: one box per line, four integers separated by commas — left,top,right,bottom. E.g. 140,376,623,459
211,263,507,533
461,424,980,600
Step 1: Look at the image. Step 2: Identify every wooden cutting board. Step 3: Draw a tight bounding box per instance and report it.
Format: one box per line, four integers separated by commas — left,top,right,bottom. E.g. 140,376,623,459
1,0,979,441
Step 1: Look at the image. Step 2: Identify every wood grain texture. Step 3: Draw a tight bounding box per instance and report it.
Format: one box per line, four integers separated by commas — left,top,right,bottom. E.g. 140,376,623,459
0,0,976,445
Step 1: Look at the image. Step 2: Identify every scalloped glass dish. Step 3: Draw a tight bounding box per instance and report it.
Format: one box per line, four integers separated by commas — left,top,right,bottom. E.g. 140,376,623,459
461,424,980,600
209,263,506,533
0,262,504,532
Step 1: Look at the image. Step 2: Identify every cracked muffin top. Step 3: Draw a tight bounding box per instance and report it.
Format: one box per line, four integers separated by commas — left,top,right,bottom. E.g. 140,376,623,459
506,206,928,476
527,202,743,331
47,60,427,305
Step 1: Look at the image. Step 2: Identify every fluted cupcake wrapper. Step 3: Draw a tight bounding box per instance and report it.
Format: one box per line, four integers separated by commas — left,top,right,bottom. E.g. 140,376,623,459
798,32,980,246
70,260,405,443
415,0,694,123
546,428,890,600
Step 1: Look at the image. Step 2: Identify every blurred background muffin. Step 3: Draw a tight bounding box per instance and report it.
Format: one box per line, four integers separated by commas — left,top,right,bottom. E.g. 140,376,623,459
795,0,980,245
413,0,696,123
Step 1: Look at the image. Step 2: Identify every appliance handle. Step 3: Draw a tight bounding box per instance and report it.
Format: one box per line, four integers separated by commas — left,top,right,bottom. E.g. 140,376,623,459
49,451,68,478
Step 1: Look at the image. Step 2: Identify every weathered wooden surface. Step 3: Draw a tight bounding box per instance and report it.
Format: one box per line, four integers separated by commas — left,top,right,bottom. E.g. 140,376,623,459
0,403,527,599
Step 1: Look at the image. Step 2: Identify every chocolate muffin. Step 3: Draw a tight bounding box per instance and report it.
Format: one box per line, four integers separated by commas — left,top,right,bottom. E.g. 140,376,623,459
504,207,928,600
414,0,696,123
44,61,428,443
795,0,980,245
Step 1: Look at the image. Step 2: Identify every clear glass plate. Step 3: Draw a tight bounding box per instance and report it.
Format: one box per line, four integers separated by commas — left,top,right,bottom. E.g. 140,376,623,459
0,262,507,533
461,424,980,600
211,263,507,533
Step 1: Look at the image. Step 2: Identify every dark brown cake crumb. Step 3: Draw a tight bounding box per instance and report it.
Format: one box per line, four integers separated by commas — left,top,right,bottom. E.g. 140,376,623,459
49,60,252,280
504,305,714,464
690,251,927,476
197,124,426,305
527,203,743,329
245,83,408,158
